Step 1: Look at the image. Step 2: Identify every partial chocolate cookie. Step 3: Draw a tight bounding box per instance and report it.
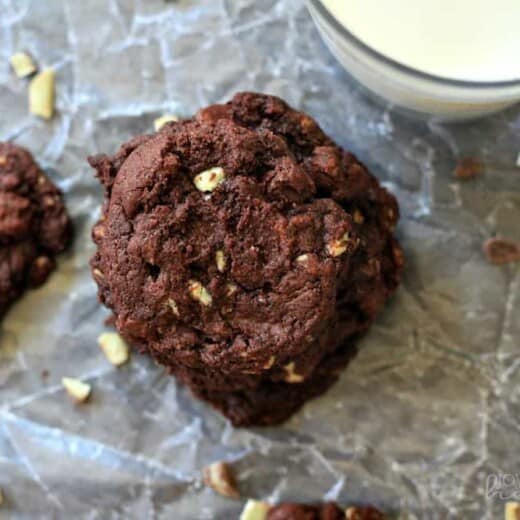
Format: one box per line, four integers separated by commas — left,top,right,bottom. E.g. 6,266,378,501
0,143,72,318
89,92,403,425
267,502,346,520
249,501,386,520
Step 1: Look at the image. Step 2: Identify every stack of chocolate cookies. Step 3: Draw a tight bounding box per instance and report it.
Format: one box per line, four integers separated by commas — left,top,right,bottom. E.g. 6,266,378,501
89,92,403,426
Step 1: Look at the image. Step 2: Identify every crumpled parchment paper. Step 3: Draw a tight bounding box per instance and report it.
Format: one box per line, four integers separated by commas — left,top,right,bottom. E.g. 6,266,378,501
0,1,519,518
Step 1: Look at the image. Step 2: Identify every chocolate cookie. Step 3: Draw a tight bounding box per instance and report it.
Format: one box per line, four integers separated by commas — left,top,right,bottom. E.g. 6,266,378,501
0,143,72,318
89,92,403,425
266,502,385,520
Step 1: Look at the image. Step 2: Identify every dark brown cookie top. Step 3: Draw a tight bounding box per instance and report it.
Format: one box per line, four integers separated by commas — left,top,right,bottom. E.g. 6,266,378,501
0,142,72,317
267,502,386,520
90,92,402,379
267,502,345,520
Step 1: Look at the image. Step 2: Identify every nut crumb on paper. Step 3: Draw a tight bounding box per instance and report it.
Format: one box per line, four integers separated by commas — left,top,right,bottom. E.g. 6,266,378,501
454,157,483,179
98,332,130,366
505,502,520,520
483,237,520,265
202,461,239,499
62,377,92,403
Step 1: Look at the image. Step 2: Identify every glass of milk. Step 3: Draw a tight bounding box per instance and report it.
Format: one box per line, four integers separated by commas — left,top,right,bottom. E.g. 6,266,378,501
307,0,520,120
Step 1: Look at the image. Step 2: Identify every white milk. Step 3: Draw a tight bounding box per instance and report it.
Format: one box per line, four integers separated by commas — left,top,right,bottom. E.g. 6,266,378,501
320,0,520,83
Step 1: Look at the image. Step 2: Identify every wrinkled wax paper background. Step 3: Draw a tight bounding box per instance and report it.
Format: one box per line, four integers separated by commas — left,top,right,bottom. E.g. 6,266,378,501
0,1,519,518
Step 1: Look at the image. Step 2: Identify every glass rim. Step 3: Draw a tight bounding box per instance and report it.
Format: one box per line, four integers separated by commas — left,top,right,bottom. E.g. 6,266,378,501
308,0,520,89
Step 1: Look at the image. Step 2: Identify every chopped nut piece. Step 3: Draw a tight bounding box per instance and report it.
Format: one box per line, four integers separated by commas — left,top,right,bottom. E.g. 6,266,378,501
193,166,225,192
168,298,180,317
154,114,179,131
327,232,352,257
263,356,275,369
505,502,520,520
0,155,7,166
240,499,270,520
62,377,91,403
226,282,238,297
284,362,304,383
92,224,105,240
216,250,227,272
98,332,130,366
454,157,483,179
188,280,212,306
202,461,239,499
296,254,309,263
483,237,520,265
10,51,37,78
516,152,520,168
29,69,55,120
93,268,105,280
353,210,364,224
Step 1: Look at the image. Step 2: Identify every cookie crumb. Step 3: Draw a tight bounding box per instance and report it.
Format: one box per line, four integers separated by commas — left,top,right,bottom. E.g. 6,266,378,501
41,369,49,379
483,237,520,265
454,158,482,179
202,461,240,499
505,502,520,520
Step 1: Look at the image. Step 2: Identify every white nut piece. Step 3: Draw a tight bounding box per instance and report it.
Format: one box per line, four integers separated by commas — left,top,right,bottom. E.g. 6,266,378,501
284,362,304,383
29,69,55,120
62,377,91,403
193,166,225,192
240,499,270,520
215,250,227,272
263,356,275,370
10,51,37,78
154,114,179,131
506,502,520,520
226,282,238,297
98,332,130,366
188,280,212,306
296,254,309,264
327,231,351,257
202,461,239,499
168,298,180,317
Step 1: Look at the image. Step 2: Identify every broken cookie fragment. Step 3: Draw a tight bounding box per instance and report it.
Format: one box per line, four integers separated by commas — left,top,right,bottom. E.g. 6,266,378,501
202,461,240,499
